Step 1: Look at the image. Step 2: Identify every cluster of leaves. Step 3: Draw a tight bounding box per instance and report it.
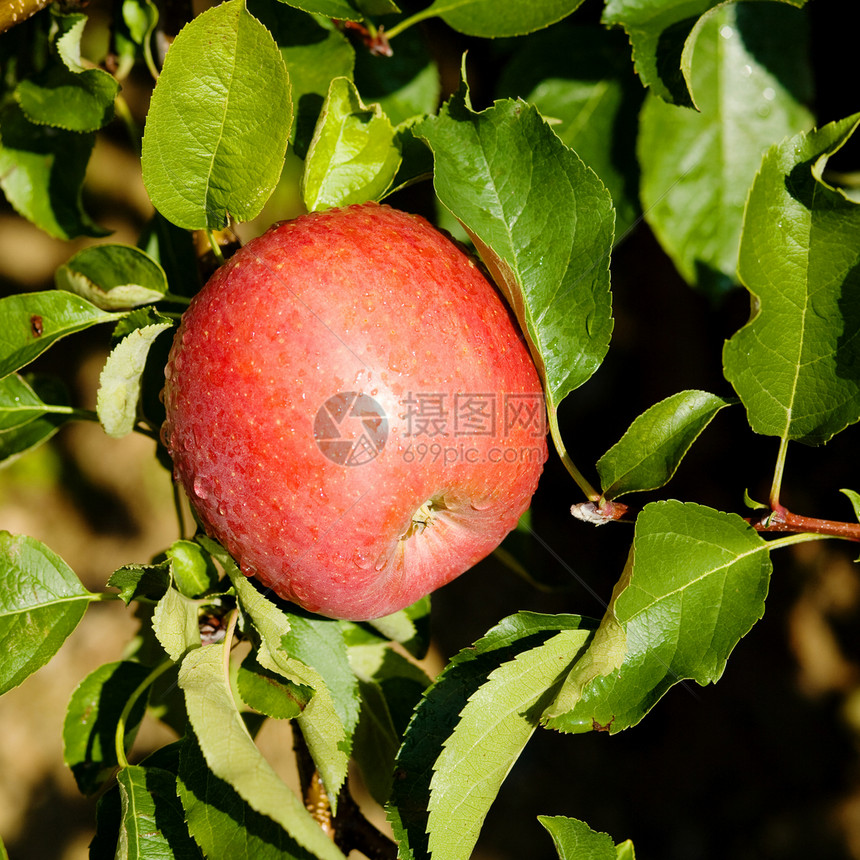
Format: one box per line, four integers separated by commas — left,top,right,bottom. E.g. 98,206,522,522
1,0,859,858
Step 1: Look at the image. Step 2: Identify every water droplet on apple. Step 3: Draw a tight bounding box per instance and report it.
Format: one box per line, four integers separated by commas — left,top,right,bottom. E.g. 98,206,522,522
192,476,210,499
470,497,493,511
240,560,257,578
352,549,371,569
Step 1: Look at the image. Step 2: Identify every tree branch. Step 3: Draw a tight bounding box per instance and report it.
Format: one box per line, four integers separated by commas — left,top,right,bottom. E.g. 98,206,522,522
292,725,397,860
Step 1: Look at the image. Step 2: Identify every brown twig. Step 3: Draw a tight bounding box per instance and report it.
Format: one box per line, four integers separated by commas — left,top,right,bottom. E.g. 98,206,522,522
748,505,860,541
292,725,398,860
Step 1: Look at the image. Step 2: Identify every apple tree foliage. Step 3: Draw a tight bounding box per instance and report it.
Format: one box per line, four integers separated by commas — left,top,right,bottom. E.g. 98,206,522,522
0,0,858,857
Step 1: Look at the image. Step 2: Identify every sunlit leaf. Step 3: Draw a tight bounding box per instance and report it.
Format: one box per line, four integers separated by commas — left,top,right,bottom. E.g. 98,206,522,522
141,0,292,229
723,113,860,444
0,532,95,695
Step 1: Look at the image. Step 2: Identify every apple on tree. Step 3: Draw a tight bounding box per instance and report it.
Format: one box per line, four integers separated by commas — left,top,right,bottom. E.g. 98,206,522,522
162,202,547,620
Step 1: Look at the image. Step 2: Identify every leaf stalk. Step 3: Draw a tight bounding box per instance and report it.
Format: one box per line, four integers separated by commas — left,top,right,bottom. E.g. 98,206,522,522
114,658,174,769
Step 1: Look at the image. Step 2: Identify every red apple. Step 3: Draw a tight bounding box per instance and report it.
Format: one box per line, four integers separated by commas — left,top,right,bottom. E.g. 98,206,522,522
161,203,547,620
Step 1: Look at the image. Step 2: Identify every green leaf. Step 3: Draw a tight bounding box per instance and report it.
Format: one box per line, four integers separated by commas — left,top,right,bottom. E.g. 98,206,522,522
56,244,168,310
0,103,107,239
543,501,772,732
15,10,119,133
602,0,809,107
387,612,595,860
497,23,643,239
841,489,860,523
0,374,70,466
246,0,355,155
301,76,401,212
0,532,94,695
723,113,860,444
219,555,351,807
0,407,68,467
153,585,201,661
638,1,813,295
0,290,124,380
422,0,585,37
63,660,152,795
113,0,159,80
426,628,590,860
97,322,172,438
237,651,312,719
165,540,219,599
117,765,202,859
0,373,69,433
177,733,315,860
141,0,292,230
414,86,614,410
597,390,734,499
347,637,430,803
108,562,171,605
539,816,619,860
281,614,360,739
366,593,430,658
273,0,363,20
178,644,346,860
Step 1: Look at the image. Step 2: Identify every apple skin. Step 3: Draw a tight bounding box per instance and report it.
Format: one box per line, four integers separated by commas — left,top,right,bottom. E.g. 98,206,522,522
162,203,547,620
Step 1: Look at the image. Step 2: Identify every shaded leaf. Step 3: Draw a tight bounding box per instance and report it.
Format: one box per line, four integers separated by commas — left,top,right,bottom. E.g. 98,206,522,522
366,593,430,658
141,0,292,229
177,733,316,860
597,390,734,499
387,612,595,860
426,628,590,860
246,0,355,155
0,408,67,467
0,532,94,695
602,0,808,106
0,372,68,433
56,244,168,310
422,0,585,37
216,551,350,808
638,1,814,294
63,661,152,795
274,0,362,20
237,651,312,719
116,765,202,859
347,638,430,804
178,644,346,860
353,23,439,126
108,562,171,605
16,10,119,132
0,103,106,239
723,113,860,444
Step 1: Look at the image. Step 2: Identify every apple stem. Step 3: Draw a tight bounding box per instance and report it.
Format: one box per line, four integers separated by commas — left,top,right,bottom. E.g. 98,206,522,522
547,408,601,502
